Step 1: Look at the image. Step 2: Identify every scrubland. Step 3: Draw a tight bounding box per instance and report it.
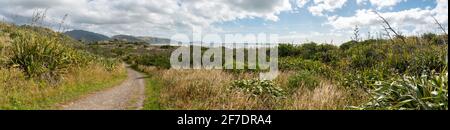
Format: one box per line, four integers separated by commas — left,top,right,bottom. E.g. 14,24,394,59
0,22,126,109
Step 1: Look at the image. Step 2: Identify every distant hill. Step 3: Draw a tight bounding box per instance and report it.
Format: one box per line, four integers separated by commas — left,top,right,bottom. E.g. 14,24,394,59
138,36,171,44
112,35,171,44
64,30,171,44
111,35,145,43
64,30,110,43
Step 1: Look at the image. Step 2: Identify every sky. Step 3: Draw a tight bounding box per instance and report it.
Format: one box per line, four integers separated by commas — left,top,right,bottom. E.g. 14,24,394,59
0,0,448,45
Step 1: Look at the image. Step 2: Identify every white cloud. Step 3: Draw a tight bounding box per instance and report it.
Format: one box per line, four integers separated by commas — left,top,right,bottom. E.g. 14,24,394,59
308,0,348,16
327,0,448,35
356,0,368,5
296,0,310,8
0,0,292,37
1,0,447,44
357,0,406,9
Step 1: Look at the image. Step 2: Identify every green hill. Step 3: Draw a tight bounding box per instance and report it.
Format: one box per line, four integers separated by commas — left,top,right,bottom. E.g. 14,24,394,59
64,30,110,43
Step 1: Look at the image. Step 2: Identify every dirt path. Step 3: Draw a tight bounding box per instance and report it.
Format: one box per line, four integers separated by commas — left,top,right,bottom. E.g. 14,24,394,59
61,67,146,110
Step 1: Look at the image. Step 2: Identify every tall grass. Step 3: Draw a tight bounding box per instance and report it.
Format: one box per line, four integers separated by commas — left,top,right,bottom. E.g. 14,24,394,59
0,22,127,109
136,65,360,110
284,82,365,110
0,63,126,109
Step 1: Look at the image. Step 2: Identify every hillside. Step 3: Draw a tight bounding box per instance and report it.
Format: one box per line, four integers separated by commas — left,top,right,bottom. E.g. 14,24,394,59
138,36,171,44
64,30,110,43
0,22,126,109
111,35,171,44
112,35,145,43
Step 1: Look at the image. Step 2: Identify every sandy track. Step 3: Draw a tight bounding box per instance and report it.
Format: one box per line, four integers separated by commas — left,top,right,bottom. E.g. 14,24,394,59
61,67,146,110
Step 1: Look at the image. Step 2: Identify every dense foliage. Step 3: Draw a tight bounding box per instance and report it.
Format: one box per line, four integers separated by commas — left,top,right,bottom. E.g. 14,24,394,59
230,79,285,98
277,35,448,110
288,70,320,91
0,22,125,109
356,72,448,110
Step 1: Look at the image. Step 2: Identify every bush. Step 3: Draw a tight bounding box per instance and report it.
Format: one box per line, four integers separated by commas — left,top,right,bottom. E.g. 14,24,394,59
314,44,340,64
8,30,90,80
126,53,171,69
99,58,120,71
278,43,340,62
278,44,300,57
348,47,385,69
288,70,320,91
314,49,340,64
230,79,285,98
356,71,448,110
342,69,389,92
406,48,447,75
279,57,337,78
340,41,357,50
279,57,324,71
160,45,174,49
422,33,447,45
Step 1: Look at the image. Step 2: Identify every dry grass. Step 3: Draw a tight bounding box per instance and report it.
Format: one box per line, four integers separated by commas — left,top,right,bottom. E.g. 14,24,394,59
0,63,126,109
0,32,12,65
0,22,128,109
283,82,366,110
158,69,234,109
138,65,364,110
138,66,268,110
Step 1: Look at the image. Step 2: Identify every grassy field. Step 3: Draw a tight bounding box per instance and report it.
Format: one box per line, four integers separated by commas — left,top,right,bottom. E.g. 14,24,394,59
135,65,361,110
88,31,448,110
0,22,127,110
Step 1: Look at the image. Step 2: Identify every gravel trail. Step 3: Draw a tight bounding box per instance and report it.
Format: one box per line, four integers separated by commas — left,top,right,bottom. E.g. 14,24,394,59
61,67,146,110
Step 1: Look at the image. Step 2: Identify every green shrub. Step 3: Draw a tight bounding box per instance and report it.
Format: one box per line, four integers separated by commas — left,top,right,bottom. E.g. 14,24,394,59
279,57,337,78
122,51,171,69
422,33,448,45
342,69,389,91
279,57,324,71
8,30,89,80
278,44,300,57
230,79,285,98
406,48,447,75
314,49,340,64
340,41,358,50
99,58,120,71
348,47,385,69
421,33,437,43
355,71,448,110
134,54,171,69
288,70,320,91
223,61,267,74
278,43,340,63
160,45,174,49
381,45,447,76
